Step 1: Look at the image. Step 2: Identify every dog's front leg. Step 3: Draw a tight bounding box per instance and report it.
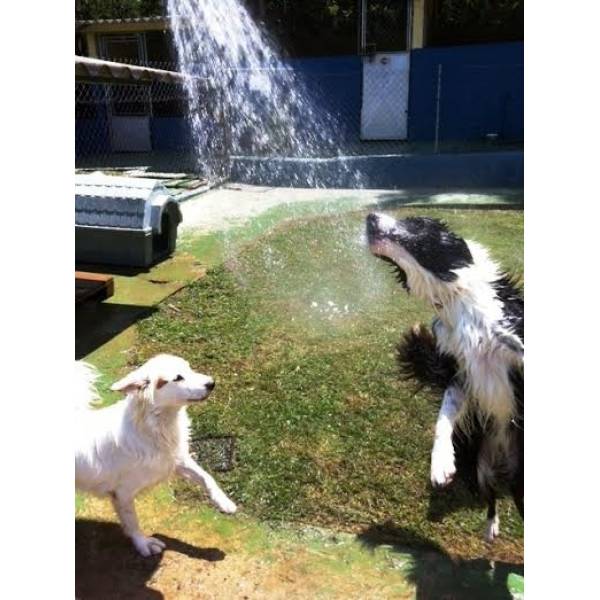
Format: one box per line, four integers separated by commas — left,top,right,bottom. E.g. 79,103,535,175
175,456,237,514
110,492,166,557
431,385,465,488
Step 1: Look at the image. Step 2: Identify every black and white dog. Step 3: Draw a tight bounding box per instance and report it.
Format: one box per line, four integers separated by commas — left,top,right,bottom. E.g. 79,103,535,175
366,213,523,541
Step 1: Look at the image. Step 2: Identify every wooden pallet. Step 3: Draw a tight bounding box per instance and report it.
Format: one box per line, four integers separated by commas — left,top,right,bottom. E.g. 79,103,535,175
76,271,115,305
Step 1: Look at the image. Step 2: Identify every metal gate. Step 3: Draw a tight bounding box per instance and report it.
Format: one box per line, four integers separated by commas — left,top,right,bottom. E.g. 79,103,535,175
359,0,411,141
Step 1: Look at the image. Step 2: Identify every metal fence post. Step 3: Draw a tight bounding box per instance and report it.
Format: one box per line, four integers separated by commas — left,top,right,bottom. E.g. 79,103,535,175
434,63,442,154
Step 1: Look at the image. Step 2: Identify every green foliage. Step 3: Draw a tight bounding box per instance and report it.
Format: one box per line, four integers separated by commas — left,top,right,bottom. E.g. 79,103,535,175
430,0,523,45
253,0,358,56
76,0,163,21
437,0,523,26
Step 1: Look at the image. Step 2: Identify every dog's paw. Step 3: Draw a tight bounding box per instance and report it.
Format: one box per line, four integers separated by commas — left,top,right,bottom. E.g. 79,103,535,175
213,494,237,514
484,515,500,542
430,445,456,488
132,535,166,557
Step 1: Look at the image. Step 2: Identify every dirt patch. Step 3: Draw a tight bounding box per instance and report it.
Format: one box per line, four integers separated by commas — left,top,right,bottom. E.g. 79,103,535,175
75,518,412,600
76,493,521,600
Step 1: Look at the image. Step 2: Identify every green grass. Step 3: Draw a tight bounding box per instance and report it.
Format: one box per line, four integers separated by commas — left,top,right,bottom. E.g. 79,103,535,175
130,206,523,562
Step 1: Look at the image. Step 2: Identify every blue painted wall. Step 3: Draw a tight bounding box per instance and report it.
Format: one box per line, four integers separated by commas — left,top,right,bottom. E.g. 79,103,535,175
147,56,363,151
151,117,192,151
408,42,523,142
76,43,523,161
288,56,362,143
230,150,523,189
288,46,524,145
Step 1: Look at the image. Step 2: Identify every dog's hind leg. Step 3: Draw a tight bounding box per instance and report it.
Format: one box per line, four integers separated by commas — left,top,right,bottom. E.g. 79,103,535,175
484,496,500,542
110,491,166,557
176,456,237,514
431,385,465,488
477,447,500,542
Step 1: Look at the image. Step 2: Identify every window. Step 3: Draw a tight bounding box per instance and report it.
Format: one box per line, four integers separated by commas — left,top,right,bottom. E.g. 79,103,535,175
150,83,188,118
146,31,177,66
99,34,144,63
109,84,150,117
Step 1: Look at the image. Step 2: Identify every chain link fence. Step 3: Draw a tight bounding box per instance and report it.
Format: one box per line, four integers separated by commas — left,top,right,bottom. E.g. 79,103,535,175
76,57,523,184
76,77,228,178
75,59,397,180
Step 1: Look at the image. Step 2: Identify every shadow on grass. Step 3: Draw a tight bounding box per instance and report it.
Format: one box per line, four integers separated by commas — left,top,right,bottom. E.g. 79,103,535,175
76,303,157,359
357,522,523,600
75,519,225,600
426,482,485,523
76,262,153,277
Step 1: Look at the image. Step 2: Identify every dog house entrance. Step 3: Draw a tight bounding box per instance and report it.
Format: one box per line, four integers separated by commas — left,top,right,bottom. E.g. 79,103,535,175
153,212,172,257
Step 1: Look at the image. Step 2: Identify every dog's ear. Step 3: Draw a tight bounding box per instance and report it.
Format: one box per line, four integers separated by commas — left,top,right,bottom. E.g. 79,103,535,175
110,369,150,394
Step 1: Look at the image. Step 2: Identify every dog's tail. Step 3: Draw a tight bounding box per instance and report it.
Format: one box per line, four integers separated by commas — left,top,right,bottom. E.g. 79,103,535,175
75,361,101,410
396,324,458,392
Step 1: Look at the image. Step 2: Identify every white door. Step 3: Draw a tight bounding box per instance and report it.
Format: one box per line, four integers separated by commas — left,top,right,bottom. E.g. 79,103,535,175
360,53,410,140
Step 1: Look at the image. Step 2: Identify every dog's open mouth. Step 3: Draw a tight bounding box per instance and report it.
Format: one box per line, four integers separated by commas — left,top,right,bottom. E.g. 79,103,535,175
378,255,410,291
366,214,410,291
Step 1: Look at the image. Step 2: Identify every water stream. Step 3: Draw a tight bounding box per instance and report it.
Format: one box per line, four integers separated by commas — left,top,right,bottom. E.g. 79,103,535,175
167,0,361,186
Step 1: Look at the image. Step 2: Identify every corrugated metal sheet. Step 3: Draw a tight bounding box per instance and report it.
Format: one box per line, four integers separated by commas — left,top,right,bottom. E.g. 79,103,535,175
75,55,186,84
76,16,166,26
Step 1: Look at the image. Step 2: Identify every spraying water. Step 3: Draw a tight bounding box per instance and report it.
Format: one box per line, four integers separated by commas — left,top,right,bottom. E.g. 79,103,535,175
167,0,361,186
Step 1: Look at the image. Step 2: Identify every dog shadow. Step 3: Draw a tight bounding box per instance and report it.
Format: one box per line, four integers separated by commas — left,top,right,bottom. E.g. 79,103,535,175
75,519,225,600
426,480,486,523
357,522,523,600
75,303,157,359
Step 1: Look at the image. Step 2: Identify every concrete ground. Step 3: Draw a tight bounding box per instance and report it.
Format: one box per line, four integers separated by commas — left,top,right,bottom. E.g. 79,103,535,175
179,184,523,233
76,183,524,599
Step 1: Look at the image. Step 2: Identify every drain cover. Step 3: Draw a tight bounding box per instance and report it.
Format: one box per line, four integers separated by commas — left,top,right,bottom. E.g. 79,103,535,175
190,435,237,472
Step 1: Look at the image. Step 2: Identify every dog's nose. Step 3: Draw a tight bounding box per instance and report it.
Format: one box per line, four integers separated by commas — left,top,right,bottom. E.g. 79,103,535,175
206,380,215,391
366,213,379,233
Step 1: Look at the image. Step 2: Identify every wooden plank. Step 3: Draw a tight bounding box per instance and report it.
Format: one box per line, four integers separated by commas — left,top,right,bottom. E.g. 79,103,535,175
76,271,112,284
75,271,115,305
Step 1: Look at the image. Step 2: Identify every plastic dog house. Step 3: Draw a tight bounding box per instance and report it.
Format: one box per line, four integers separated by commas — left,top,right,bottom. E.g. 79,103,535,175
75,174,182,267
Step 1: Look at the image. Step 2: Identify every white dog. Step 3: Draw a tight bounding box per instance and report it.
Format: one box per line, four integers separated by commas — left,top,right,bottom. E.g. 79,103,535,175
75,354,237,557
